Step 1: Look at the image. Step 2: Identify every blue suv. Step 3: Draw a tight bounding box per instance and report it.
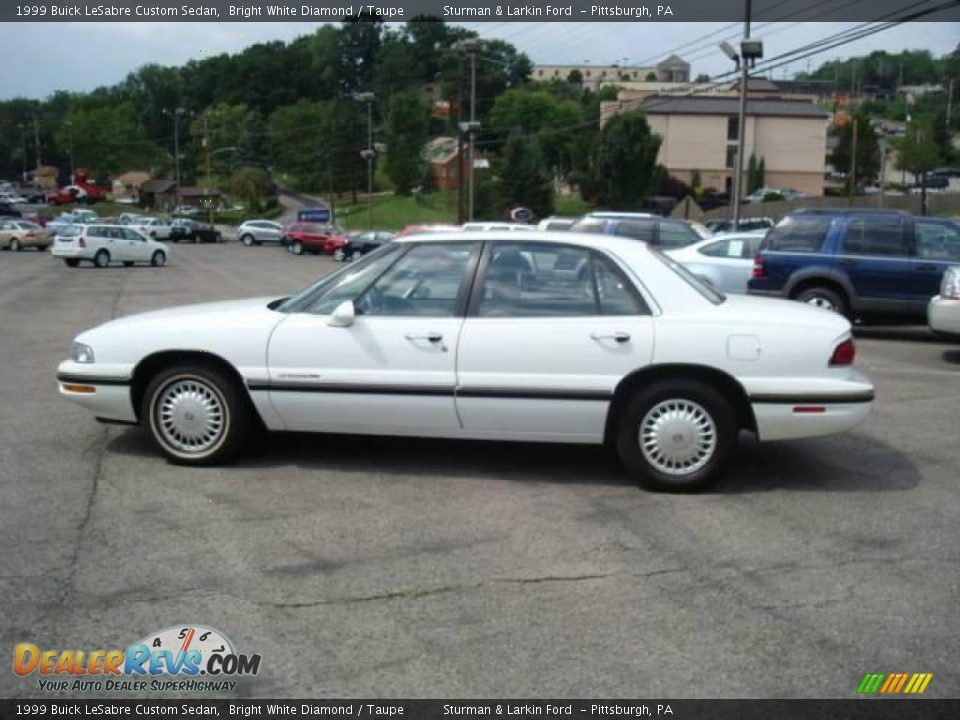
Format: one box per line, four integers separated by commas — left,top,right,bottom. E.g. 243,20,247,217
747,209,960,320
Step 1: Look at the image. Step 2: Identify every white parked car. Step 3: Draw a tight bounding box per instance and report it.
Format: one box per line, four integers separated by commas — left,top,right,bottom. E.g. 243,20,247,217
51,223,169,268
56,231,873,492
928,266,960,338
0,191,28,204
666,232,767,294
129,217,172,240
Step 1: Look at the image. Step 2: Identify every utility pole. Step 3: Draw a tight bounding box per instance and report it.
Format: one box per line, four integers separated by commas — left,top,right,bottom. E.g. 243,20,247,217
947,77,954,130
455,38,481,222
354,92,375,229
456,54,465,225
32,115,41,173
731,0,752,227
18,124,28,183
848,116,858,206
163,107,188,209
66,120,75,184
878,141,888,208
203,113,212,225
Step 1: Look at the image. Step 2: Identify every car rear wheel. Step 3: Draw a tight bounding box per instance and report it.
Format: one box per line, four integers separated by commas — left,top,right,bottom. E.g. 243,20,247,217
151,251,166,267
10,238,21,251
241,234,254,247
142,365,253,465
794,285,849,317
64,258,80,268
290,240,304,255
332,247,346,262
615,380,735,492
94,249,110,268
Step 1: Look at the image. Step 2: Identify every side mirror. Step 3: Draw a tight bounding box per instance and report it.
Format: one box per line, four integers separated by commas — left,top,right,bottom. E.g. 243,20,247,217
327,300,355,328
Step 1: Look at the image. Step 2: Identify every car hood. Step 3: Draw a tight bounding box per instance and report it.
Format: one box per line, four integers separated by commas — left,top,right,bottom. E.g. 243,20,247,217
719,294,852,334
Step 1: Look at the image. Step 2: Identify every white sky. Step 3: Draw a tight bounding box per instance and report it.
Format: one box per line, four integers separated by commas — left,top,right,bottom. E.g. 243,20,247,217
1,22,957,100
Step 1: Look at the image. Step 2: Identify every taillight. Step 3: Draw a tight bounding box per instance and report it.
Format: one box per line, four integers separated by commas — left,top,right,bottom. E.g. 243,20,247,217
751,254,766,278
829,338,855,366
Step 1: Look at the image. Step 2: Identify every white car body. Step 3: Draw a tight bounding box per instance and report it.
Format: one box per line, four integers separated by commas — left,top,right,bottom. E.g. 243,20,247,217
0,191,28,204
130,217,172,239
928,267,960,337
57,231,873,488
461,222,533,232
666,232,766,294
51,223,169,267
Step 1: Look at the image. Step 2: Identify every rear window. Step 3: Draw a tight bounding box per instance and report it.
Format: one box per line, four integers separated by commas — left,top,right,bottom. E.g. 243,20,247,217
763,216,832,253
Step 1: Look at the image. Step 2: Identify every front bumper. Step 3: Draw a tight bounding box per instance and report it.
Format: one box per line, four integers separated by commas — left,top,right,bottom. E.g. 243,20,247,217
928,295,960,337
56,362,137,424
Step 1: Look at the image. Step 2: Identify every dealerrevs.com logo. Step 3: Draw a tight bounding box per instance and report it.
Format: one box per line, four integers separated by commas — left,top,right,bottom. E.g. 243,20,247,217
13,625,261,693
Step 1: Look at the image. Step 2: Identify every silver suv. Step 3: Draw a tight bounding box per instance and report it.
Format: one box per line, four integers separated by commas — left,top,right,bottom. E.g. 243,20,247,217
237,220,283,246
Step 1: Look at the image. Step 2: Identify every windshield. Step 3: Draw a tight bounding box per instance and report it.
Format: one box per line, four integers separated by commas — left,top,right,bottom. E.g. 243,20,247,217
276,243,402,313
652,249,726,304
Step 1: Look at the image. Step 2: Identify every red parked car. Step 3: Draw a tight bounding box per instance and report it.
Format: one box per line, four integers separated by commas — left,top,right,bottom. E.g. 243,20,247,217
282,222,347,256
47,184,107,206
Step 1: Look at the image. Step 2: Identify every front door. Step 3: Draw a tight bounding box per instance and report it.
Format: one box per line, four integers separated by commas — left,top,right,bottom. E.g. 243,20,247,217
456,241,655,441
266,242,480,433
837,215,911,314
120,227,151,262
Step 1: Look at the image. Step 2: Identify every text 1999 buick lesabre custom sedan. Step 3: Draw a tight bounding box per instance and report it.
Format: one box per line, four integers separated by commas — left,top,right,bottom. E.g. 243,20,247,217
56,231,874,491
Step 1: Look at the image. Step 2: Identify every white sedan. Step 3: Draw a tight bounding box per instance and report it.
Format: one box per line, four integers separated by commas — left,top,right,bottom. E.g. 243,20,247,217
928,266,960,338
56,231,874,492
666,231,766,294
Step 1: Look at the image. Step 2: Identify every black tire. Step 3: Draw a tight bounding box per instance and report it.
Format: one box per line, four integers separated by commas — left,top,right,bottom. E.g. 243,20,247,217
94,249,110,268
290,240,304,256
241,234,254,247
10,238,21,251
615,380,736,493
64,258,80,268
793,285,849,318
332,247,346,262
151,250,166,267
123,261,134,267
349,250,363,262
141,364,254,466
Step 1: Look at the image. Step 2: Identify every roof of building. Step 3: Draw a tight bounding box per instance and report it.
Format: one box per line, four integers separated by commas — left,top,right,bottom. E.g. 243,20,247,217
657,54,690,69
113,171,152,185
140,179,175,193
729,77,781,92
638,95,829,118
179,187,220,197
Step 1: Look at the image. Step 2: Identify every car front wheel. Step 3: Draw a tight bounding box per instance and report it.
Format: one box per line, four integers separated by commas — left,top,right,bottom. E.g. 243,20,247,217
615,380,735,492
142,365,253,465
241,234,254,247
151,251,166,267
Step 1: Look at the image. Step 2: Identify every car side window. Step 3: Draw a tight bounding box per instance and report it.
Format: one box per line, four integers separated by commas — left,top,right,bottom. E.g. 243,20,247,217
765,216,831,253
915,221,960,261
658,223,697,249
699,239,731,257
593,254,648,315
614,221,655,243
354,243,478,317
123,228,144,241
842,218,906,257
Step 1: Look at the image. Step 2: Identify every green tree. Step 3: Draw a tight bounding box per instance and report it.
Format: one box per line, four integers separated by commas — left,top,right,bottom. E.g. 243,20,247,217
227,166,274,212
830,113,881,191
567,69,584,85
496,129,554,218
55,103,159,179
589,113,661,209
383,91,430,195
895,119,941,181
489,87,581,171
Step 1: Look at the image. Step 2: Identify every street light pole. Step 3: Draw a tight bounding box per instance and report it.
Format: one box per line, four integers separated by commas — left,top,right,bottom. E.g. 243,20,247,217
731,0,752,227
354,92,375,229
468,46,477,222
66,120,75,184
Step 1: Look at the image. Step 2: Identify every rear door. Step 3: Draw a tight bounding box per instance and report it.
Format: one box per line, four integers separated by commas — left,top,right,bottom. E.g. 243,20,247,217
837,215,911,314
455,241,654,441
910,219,960,312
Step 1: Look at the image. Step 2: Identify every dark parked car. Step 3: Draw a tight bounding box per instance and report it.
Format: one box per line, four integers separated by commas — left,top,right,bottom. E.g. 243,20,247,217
169,219,222,244
747,209,960,321
336,230,395,261
0,202,22,218
570,212,711,249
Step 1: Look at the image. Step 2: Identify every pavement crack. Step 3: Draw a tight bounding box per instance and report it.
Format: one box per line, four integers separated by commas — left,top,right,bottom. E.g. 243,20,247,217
60,426,107,605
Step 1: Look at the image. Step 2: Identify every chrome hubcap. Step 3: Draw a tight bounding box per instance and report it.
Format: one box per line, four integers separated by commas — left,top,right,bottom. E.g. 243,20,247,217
155,378,226,455
805,296,836,312
640,399,717,476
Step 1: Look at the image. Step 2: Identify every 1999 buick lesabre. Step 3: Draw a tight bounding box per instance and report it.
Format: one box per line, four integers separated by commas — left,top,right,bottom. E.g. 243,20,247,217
56,231,874,492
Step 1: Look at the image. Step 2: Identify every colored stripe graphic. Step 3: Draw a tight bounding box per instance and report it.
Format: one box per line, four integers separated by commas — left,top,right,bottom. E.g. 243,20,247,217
857,672,932,694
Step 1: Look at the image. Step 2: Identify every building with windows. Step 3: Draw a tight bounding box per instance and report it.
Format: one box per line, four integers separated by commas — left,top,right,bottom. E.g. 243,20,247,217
601,80,829,196
532,55,689,89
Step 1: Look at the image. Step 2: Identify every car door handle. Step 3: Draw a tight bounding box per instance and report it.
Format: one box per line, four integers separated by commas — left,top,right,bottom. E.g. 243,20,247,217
591,331,631,344
405,332,443,343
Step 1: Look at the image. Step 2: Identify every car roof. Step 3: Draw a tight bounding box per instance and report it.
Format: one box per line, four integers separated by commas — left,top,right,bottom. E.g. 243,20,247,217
393,229,661,254
790,208,910,217
585,211,659,220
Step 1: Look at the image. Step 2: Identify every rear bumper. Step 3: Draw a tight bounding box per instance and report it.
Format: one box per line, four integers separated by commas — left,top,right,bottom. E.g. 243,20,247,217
51,245,87,258
750,389,873,441
928,295,960,337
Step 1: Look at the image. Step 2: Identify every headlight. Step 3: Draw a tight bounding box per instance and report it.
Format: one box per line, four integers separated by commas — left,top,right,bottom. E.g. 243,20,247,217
942,267,960,300
71,342,95,364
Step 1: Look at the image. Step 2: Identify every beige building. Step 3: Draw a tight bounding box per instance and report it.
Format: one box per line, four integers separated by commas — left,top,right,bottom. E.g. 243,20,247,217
533,54,690,89
603,86,829,197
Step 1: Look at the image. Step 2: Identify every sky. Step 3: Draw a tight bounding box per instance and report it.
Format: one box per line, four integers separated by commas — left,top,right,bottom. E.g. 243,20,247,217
1,21,958,100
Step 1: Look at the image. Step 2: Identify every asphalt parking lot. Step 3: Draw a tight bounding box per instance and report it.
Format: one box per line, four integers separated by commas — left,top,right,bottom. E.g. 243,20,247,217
1,242,958,699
